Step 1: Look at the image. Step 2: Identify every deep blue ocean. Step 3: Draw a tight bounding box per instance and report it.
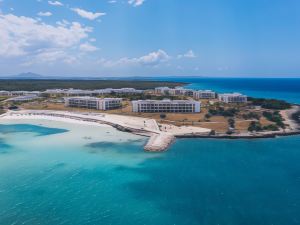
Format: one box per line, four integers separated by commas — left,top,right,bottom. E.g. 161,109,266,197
157,77,300,104
0,78,300,225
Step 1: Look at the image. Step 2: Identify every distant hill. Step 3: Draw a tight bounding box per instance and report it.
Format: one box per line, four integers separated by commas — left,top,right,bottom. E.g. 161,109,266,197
9,72,44,79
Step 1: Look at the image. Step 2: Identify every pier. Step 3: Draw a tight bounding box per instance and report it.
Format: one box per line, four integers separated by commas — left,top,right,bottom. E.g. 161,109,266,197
144,133,175,152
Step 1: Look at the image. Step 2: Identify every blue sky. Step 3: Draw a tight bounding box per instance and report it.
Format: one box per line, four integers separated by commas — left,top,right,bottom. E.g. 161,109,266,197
0,0,300,77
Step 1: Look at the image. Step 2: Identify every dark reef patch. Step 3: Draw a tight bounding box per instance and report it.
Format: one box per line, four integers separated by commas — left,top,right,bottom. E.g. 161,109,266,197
85,139,146,154
0,138,12,154
0,124,68,136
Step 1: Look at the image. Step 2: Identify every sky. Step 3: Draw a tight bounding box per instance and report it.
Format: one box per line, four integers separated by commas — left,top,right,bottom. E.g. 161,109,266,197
0,0,300,77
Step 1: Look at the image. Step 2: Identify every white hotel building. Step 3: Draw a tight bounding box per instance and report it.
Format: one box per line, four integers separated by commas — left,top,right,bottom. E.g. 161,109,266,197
132,99,201,113
44,88,143,97
193,90,216,99
155,87,194,96
65,97,122,110
218,93,248,103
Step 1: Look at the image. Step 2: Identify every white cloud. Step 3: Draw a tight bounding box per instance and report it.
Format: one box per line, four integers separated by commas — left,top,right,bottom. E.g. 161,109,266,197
56,19,70,27
37,11,52,17
79,42,99,52
100,49,170,67
137,49,170,65
177,50,196,59
22,49,78,66
108,0,117,3
48,1,63,6
71,8,106,20
0,13,92,64
128,0,145,7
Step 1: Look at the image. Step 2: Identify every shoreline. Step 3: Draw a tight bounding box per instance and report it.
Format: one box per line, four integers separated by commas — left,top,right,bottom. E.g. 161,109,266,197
1,108,299,152
0,110,211,151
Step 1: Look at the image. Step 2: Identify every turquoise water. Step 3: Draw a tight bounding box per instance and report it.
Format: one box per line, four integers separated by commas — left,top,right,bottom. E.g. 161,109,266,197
0,121,300,225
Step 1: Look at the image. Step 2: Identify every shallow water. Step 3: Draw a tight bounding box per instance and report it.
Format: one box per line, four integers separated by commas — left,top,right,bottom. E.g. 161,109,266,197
0,120,300,225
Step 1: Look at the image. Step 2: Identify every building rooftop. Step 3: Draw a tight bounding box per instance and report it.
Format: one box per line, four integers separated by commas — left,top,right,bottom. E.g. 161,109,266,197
219,93,247,96
132,99,199,104
65,97,122,101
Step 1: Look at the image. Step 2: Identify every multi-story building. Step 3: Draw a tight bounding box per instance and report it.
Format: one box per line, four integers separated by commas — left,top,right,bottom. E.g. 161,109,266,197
183,89,194,97
132,99,201,113
218,93,247,103
111,88,143,94
65,97,122,110
10,91,31,96
0,91,11,96
44,89,67,97
0,91,41,97
44,88,143,97
155,87,194,97
193,90,216,99
155,87,171,95
65,89,94,97
7,95,40,102
168,88,184,96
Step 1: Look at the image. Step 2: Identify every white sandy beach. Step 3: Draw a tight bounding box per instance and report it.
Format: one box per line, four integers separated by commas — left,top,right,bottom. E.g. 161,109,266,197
0,110,211,151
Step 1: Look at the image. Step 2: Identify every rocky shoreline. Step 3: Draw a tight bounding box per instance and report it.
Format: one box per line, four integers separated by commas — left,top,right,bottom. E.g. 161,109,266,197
175,106,300,140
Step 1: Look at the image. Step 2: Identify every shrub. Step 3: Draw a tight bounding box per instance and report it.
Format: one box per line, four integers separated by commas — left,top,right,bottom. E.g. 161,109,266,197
263,111,285,128
242,112,260,120
208,107,239,117
228,118,235,128
160,114,167,119
209,130,216,135
248,121,263,132
205,113,211,119
263,124,279,131
249,97,291,110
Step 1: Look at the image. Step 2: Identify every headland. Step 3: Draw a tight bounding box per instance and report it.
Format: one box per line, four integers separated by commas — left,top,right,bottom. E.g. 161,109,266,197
1,81,300,151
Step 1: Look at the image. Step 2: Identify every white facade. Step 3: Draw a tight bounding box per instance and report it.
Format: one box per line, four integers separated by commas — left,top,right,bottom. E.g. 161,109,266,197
43,88,143,97
0,91,11,96
193,90,216,99
155,87,171,95
155,87,195,96
111,88,143,94
218,93,247,103
10,91,31,96
65,97,122,110
7,95,40,102
132,99,201,113
168,88,185,96
0,91,41,97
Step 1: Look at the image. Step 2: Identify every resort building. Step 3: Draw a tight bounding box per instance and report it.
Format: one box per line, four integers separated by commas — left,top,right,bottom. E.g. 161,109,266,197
10,91,31,96
218,93,248,103
0,91,11,96
7,95,40,102
65,89,94,97
65,97,122,110
44,89,67,97
43,88,143,97
132,99,201,113
193,90,216,99
168,88,185,96
155,87,194,97
155,87,171,95
111,88,143,94
0,91,42,97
